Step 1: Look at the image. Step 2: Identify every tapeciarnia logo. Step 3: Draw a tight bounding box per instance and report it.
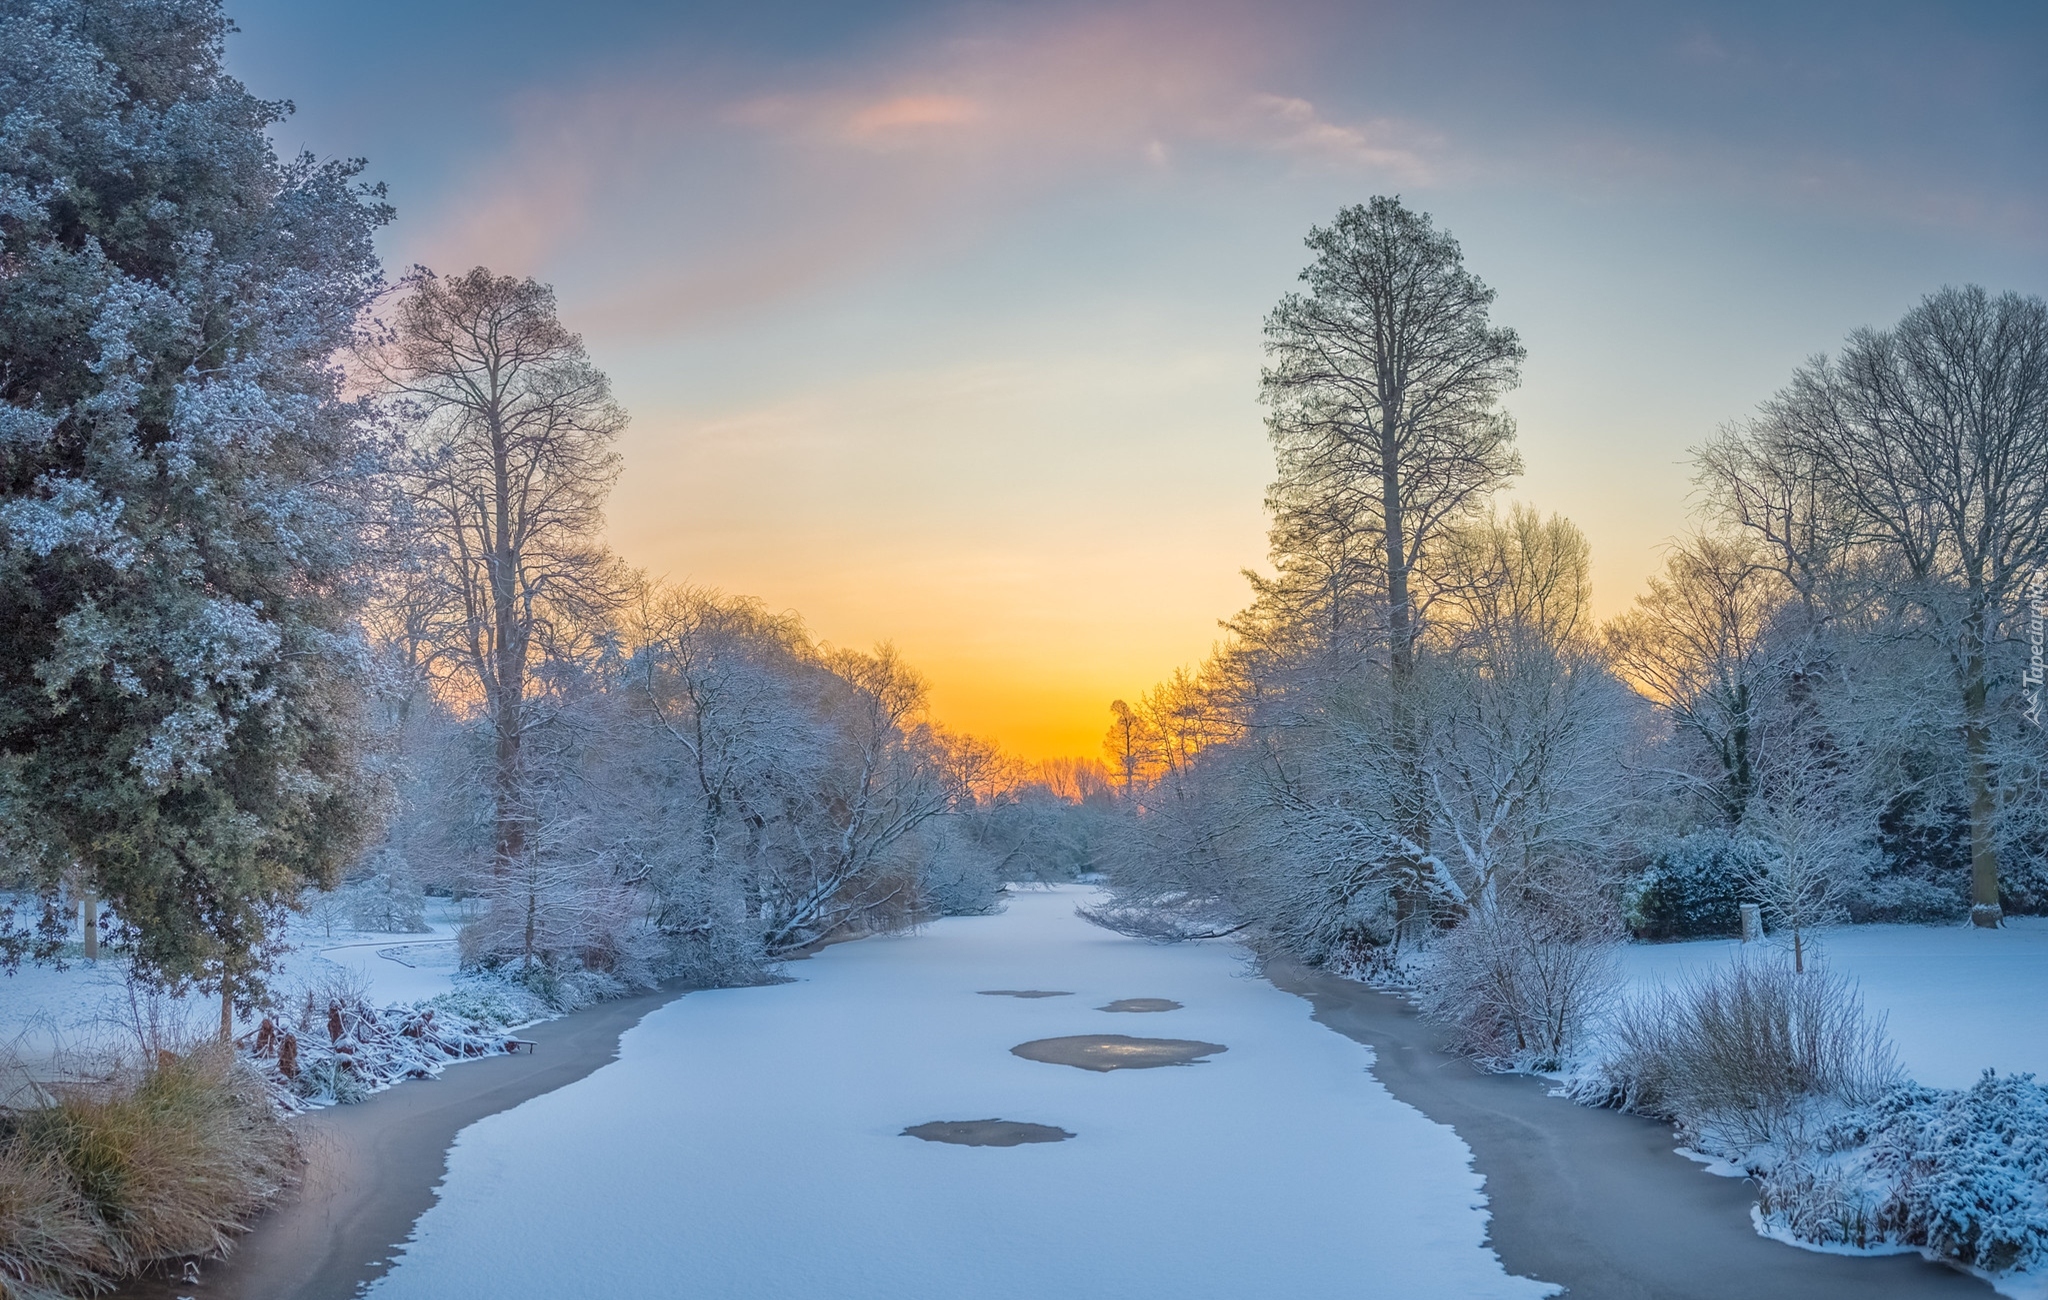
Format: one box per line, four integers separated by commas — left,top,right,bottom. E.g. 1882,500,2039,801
2027,573,2046,727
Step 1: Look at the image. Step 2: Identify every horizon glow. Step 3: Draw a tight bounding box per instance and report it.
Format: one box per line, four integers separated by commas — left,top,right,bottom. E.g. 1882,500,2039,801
229,0,2046,758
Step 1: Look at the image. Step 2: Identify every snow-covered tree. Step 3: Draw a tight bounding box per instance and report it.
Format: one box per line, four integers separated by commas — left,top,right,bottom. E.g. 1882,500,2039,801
373,268,630,878
1607,535,1786,829
1712,287,2048,925
1259,196,1525,679
0,0,389,1025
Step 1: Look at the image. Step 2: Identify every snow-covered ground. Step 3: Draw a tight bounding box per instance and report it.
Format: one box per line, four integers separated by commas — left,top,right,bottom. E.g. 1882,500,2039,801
1615,918,2048,1088
366,886,1555,1300
0,901,468,1076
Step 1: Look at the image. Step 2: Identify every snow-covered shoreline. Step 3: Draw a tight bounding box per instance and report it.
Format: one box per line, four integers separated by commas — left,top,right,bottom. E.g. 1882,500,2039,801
1613,919,2048,1088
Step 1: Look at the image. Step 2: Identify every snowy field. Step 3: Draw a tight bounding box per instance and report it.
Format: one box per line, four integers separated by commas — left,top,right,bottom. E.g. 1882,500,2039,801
366,886,1555,1300
0,902,467,1076
1615,918,2048,1089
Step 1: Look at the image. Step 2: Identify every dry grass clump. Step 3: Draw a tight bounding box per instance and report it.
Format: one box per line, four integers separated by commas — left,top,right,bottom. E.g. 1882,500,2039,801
0,1045,298,1299
1594,955,1898,1144
0,1145,108,1300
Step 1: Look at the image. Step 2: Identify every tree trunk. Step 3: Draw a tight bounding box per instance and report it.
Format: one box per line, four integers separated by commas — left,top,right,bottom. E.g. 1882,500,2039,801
1962,635,2002,927
1381,425,1411,678
493,696,524,874
80,890,98,960
219,971,235,1041
1965,719,2002,926
490,398,525,877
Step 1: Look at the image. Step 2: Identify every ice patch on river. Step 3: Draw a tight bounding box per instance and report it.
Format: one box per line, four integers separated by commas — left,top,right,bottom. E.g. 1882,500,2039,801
365,885,1556,1299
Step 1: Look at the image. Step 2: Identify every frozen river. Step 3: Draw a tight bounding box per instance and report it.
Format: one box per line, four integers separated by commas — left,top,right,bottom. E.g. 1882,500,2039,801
365,886,1553,1299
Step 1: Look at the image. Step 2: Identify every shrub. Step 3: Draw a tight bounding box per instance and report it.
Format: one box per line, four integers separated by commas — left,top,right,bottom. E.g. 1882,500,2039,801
1592,956,1899,1146
1416,888,1618,1072
0,1047,297,1298
1856,1072,2048,1273
17,1047,298,1266
1843,871,1969,924
0,1143,108,1300
345,871,429,934
250,968,530,1105
1624,831,1770,939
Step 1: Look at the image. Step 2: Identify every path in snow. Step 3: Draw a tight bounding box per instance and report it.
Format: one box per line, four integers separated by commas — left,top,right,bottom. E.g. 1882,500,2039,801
2,901,471,1082
1270,962,1993,1300
365,887,1555,1300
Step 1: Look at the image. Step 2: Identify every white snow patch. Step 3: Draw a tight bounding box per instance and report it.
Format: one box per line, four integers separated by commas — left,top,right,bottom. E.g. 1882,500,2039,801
1615,918,2048,1088
1673,1147,1748,1178
1,900,470,1073
365,886,1558,1300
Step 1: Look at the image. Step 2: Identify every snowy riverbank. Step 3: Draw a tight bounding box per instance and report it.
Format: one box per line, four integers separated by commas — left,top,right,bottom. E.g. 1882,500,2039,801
1614,918,2048,1089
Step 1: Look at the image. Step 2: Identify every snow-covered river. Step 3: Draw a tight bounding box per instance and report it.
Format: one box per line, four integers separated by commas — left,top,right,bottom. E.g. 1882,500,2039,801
365,886,1554,1299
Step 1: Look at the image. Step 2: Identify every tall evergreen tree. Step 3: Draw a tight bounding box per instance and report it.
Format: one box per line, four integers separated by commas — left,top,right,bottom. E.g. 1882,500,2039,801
0,0,390,1021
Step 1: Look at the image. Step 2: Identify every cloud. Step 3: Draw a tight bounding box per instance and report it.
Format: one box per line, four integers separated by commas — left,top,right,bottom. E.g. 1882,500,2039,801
399,0,1437,334
1234,94,1434,175
845,93,984,138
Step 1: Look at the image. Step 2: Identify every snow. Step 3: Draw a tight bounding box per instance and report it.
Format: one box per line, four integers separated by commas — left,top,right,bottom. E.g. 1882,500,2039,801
1612,921,2048,1298
313,934,466,1007
1615,918,2048,1089
366,886,1556,1300
0,901,469,1075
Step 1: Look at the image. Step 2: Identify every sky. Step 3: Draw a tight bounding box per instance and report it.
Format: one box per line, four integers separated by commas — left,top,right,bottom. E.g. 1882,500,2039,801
225,0,2048,758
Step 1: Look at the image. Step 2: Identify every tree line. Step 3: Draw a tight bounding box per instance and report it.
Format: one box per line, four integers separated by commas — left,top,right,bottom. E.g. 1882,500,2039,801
0,0,1092,1024
1093,196,2048,1064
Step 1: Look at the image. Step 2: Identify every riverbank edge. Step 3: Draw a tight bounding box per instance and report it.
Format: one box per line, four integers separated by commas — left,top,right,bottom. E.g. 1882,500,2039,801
108,979,697,1300
1264,959,1989,1300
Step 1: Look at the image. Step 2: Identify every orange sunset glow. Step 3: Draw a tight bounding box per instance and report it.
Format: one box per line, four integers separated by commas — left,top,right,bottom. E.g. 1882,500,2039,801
228,0,2046,761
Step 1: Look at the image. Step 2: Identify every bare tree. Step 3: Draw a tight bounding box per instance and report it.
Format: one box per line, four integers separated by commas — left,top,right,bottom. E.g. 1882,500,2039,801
1103,699,1155,800
1731,286,2048,925
375,268,630,878
1260,196,1525,677
1607,535,1787,827
1740,711,1873,973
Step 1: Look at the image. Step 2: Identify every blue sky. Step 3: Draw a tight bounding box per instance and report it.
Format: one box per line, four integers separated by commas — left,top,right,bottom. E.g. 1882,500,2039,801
227,0,2048,755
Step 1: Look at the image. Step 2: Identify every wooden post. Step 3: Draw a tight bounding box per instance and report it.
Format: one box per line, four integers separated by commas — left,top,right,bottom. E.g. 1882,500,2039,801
80,891,98,960
1739,903,1762,944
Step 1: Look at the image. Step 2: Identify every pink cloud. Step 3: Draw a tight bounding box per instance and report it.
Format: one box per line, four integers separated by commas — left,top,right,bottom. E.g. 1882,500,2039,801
845,93,984,137
399,0,1440,333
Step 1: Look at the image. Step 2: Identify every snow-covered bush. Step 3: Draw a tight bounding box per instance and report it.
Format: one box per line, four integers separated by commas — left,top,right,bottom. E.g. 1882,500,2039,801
1624,831,1768,940
1837,1072,2048,1273
1845,871,1969,924
421,983,551,1028
1735,1072,2048,1279
499,963,633,1014
1416,889,1617,1071
1583,956,1898,1144
242,968,529,1107
345,870,429,934
1576,958,2048,1283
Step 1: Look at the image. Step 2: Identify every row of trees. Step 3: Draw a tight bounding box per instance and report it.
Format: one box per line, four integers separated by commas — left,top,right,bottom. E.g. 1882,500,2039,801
1092,196,2048,1063
363,271,1113,985
0,0,1081,1022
